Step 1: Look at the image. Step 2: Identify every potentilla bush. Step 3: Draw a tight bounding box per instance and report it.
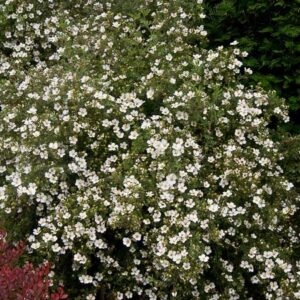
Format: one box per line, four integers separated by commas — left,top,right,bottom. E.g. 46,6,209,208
0,0,299,299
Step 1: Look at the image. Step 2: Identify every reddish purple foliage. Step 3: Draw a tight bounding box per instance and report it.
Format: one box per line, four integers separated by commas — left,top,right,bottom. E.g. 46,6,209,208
0,229,67,300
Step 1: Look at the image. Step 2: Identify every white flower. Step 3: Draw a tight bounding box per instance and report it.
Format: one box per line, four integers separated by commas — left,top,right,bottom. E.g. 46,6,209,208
129,131,139,140
230,40,239,46
52,243,61,252
95,239,107,249
253,196,266,208
26,183,37,196
199,254,209,262
0,187,6,201
132,232,142,241
31,242,41,250
146,88,155,99
172,144,183,156
94,91,106,99
166,54,173,61
27,107,37,114
74,253,87,264
79,275,94,284
78,108,87,117
208,203,219,212
123,237,132,247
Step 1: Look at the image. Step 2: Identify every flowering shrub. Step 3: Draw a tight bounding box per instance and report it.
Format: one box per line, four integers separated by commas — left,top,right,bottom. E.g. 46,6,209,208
0,230,67,300
0,0,299,299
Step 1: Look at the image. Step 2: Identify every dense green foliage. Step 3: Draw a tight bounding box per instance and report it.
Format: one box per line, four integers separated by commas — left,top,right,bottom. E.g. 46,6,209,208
204,0,300,133
280,135,300,189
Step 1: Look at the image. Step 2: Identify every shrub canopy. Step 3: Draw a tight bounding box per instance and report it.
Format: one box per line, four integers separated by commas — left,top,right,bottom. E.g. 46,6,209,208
0,0,299,299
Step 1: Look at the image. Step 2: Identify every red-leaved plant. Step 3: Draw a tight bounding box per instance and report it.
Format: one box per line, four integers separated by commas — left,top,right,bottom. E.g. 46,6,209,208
0,229,67,300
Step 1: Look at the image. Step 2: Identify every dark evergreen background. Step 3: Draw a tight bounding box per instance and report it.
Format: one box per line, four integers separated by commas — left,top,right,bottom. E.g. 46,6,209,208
204,0,300,134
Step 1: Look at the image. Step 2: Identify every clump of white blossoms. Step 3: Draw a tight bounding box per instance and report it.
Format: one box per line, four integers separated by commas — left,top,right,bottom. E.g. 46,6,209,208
0,0,299,299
